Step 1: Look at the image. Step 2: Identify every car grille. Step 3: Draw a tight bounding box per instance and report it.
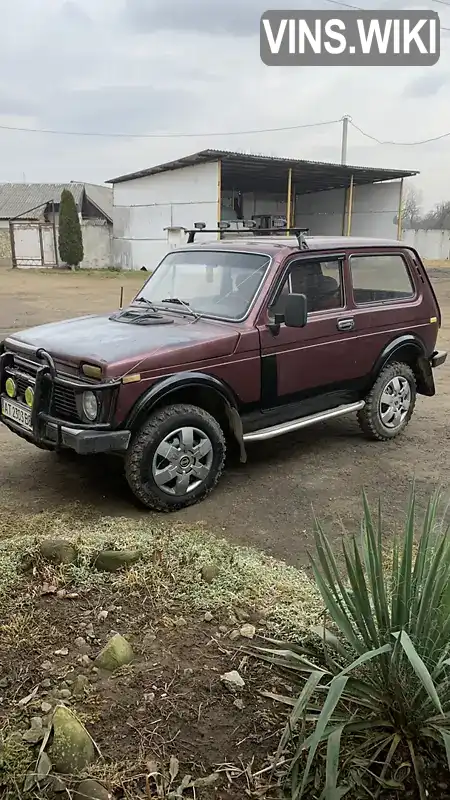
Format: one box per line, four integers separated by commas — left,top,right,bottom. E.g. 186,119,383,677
8,363,80,423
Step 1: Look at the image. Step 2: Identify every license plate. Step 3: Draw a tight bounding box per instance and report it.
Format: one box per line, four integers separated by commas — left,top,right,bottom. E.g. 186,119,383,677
1,397,32,430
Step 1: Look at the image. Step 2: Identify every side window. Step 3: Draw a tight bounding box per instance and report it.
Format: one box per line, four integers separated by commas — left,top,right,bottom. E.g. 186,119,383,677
272,259,344,315
350,253,415,305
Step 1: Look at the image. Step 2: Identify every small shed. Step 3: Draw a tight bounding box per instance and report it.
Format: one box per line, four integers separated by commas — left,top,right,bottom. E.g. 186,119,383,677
0,182,113,269
108,149,418,270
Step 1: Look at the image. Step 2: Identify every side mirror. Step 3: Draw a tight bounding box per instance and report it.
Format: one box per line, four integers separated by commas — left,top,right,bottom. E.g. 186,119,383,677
284,293,308,328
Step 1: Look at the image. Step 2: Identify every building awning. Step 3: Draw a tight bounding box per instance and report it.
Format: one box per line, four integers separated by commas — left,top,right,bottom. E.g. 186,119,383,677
108,148,418,195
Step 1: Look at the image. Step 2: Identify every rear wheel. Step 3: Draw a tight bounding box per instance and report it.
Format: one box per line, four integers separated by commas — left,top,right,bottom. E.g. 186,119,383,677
357,361,416,441
125,403,226,511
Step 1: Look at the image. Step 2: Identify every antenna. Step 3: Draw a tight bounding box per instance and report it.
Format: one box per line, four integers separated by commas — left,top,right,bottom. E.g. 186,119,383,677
119,286,124,309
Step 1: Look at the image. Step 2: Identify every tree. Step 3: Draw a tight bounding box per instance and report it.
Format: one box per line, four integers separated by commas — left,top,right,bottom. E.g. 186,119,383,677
421,200,450,230
58,189,84,268
401,184,423,229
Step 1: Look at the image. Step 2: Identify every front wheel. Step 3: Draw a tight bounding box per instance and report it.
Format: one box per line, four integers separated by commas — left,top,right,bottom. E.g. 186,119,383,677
357,361,416,441
125,403,226,511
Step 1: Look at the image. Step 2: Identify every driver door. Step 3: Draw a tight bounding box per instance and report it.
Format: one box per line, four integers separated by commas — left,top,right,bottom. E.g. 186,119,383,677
257,254,360,406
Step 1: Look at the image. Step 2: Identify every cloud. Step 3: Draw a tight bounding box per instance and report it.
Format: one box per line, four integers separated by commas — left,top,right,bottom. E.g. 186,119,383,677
123,0,306,37
403,71,449,97
0,0,449,209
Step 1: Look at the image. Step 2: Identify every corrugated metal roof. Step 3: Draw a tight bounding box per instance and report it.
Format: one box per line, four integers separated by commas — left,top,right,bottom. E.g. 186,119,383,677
0,182,112,221
84,183,113,222
107,148,419,191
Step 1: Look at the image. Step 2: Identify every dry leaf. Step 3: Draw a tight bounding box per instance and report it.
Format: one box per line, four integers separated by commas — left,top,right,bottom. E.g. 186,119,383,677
169,755,180,783
17,685,39,707
193,772,220,788
41,583,57,596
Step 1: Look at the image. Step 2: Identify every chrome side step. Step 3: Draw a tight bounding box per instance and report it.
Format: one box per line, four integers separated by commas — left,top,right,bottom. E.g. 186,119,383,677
242,401,365,443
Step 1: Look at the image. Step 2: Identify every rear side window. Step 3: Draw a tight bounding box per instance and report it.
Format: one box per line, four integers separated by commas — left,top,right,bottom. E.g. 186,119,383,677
349,254,415,305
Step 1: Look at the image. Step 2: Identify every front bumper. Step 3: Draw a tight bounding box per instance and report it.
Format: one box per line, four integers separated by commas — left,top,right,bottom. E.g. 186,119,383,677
0,347,129,455
431,350,447,368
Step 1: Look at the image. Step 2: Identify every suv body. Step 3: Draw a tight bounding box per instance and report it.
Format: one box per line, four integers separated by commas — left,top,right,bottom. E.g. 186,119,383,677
0,232,446,511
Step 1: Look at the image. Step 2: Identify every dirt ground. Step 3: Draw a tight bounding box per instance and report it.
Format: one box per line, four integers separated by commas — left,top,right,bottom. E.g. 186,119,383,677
1,265,450,566
0,577,285,799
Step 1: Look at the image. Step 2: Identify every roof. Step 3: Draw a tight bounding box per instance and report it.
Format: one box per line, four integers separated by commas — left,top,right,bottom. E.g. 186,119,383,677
0,182,112,222
175,235,407,256
107,149,418,194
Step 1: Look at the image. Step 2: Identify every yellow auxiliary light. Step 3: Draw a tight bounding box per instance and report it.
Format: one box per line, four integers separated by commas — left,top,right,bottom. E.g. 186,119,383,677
5,377,16,398
24,386,34,408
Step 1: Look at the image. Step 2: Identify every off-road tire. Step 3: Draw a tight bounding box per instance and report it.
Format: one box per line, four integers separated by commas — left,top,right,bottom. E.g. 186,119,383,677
125,403,226,511
357,361,416,441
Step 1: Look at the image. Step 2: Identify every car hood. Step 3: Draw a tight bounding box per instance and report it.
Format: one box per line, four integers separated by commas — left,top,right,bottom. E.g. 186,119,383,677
5,312,241,376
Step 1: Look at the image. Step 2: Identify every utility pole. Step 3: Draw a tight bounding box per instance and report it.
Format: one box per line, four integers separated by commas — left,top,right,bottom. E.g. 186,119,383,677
341,115,350,165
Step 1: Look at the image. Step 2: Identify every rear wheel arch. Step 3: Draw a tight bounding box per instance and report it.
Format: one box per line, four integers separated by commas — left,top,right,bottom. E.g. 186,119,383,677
371,335,432,395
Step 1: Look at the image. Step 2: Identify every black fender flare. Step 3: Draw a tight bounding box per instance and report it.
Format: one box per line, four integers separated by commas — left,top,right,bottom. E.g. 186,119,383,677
124,372,247,463
370,333,434,396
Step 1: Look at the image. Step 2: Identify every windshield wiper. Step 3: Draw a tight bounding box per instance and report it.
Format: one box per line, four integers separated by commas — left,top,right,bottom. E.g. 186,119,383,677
160,298,200,320
132,296,159,312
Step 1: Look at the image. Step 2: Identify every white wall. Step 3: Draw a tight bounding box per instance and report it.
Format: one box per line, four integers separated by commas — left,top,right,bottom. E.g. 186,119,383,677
80,219,112,269
402,229,450,261
112,161,219,270
295,180,402,238
11,219,112,269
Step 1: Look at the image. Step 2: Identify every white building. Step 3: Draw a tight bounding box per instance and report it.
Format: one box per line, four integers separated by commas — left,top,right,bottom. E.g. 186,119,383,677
0,182,113,269
107,149,418,271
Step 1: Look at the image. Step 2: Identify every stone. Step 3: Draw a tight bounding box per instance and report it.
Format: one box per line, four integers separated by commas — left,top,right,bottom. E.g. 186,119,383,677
204,612,213,622
221,670,245,693
49,705,95,775
240,624,256,640
97,610,108,622
22,727,45,744
218,625,228,634
30,717,43,729
0,677,8,688
57,689,72,700
41,679,51,689
54,648,69,656
75,637,89,651
39,539,77,566
174,617,187,627
41,661,53,672
201,564,219,584
142,632,156,648
233,698,244,710
78,655,92,668
229,630,240,641
92,549,141,573
85,623,95,640
94,634,134,672
73,675,90,696
41,701,53,714
73,779,112,800
50,775,67,793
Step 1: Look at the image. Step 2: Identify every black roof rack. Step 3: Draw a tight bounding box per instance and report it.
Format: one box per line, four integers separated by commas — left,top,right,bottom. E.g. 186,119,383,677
186,222,310,249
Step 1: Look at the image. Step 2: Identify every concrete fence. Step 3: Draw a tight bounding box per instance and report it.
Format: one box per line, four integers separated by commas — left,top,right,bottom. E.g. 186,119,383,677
402,229,450,261
0,219,112,269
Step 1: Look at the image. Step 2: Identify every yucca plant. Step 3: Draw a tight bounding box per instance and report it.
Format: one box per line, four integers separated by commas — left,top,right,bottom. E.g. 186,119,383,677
254,486,450,799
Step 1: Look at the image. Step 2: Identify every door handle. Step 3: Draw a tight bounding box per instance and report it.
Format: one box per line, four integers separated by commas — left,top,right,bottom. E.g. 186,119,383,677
337,317,355,331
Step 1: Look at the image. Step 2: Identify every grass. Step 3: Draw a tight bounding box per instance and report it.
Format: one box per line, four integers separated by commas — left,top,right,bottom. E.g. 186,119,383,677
0,510,321,637
0,509,322,799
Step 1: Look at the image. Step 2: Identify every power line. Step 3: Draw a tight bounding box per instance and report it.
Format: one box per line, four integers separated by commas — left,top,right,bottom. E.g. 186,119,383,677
2,116,450,148
323,0,450,30
349,119,450,146
0,118,342,139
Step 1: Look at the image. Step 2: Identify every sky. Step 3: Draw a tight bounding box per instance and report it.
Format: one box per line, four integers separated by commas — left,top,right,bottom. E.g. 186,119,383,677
1,0,449,213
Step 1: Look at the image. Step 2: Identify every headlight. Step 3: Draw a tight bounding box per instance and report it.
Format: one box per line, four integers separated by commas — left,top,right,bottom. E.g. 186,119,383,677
5,377,16,398
81,390,98,421
24,386,34,408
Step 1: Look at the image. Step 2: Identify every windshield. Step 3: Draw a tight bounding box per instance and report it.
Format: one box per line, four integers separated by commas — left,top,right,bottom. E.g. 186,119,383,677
136,250,271,321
